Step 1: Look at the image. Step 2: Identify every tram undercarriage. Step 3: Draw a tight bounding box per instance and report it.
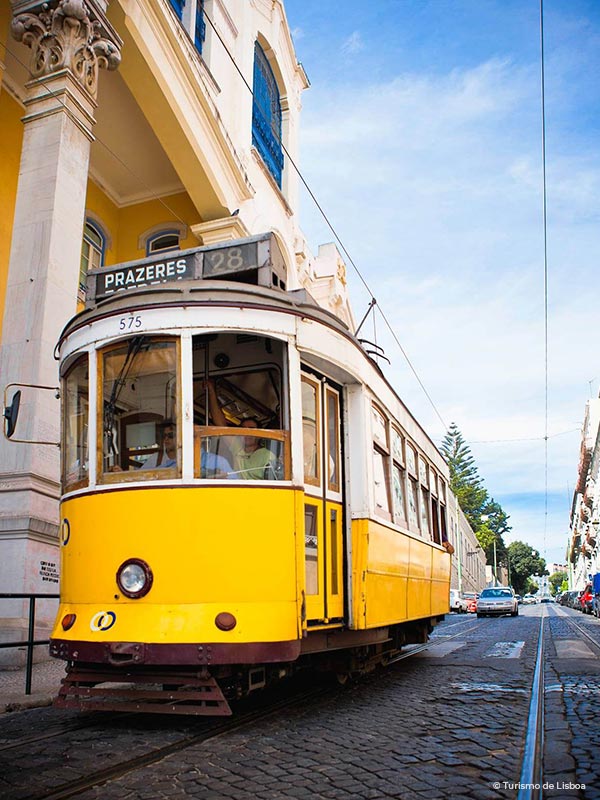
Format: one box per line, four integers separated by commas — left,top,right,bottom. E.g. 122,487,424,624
52,616,443,716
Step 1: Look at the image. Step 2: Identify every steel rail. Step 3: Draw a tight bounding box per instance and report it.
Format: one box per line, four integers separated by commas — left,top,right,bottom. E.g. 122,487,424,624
517,612,545,800
550,604,600,653
388,617,479,664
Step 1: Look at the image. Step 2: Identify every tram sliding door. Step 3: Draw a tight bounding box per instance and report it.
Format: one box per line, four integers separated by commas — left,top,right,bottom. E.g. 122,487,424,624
301,371,344,625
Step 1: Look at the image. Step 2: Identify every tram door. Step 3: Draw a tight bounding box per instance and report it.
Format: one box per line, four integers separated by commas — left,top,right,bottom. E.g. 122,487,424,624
301,371,344,625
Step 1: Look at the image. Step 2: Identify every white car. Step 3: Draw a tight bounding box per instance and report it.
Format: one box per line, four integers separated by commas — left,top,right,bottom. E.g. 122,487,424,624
449,589,468,613
476,587,519,618
522,594,537,605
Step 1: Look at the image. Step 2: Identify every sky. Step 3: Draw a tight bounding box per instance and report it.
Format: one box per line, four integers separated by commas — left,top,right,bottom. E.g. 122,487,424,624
283,0,600,567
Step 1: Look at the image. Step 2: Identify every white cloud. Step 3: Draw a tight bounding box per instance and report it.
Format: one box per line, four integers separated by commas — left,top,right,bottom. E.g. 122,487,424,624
340,31,364,56
296,52,600,552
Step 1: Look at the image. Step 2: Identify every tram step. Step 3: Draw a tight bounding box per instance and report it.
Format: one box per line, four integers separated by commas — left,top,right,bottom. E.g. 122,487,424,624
54,668,232,716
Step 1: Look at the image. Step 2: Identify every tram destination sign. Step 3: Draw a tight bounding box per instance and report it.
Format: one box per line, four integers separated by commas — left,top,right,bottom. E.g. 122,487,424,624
91,254,197,300
86,234,284,304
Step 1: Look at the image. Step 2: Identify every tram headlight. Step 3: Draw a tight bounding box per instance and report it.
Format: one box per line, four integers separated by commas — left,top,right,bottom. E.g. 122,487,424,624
116,559,153,599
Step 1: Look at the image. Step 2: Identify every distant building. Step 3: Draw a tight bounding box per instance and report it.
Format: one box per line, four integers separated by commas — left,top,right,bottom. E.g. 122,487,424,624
448,506,486,595
567,398,600,589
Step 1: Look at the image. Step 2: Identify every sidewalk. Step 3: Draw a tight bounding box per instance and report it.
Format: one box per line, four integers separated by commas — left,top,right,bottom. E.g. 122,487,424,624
0,657,65,713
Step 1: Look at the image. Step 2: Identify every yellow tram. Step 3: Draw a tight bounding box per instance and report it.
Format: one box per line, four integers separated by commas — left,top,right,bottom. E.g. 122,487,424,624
49,232,452,714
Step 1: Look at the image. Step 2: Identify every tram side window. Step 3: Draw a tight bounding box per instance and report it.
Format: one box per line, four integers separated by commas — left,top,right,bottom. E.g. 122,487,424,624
100,338,179,478
372,404,391,521
391,428,407,526
62,355,89,491
407,477,419,531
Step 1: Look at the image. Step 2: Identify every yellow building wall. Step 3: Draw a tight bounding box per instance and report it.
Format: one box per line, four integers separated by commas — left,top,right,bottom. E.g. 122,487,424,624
84,181,202,266
0,89,24,338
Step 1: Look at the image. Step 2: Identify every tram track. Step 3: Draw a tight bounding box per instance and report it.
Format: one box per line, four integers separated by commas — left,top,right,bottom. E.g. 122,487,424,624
20,684,333,800
2,622,481,800
516,603,600,799
5,609,596,800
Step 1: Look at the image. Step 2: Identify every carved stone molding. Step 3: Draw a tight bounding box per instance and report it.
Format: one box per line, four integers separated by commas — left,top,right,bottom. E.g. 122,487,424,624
11,0,122,97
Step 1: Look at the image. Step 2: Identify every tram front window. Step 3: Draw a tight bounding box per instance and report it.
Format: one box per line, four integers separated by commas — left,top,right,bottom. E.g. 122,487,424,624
192,333,289,481
101,337,179,478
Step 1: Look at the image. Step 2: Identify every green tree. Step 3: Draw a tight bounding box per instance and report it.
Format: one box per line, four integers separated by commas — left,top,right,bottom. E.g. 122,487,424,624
507,541,547,595
440,423,487,529
480,498,510,570
548,571,568,596
440,424,511,574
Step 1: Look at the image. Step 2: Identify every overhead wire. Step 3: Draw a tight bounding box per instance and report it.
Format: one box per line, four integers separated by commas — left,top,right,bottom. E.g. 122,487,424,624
3,8,448,429
202,10,449,430
540,0,550,561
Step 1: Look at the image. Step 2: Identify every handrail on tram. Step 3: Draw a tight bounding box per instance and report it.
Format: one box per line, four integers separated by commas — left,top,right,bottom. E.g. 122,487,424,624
0,592,60,695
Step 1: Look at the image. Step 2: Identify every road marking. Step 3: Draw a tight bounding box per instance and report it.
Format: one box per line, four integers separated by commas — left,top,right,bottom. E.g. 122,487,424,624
451,682,527,694
415,641,466,657
546,681,600,695
485,641,525,659
554,640,596,658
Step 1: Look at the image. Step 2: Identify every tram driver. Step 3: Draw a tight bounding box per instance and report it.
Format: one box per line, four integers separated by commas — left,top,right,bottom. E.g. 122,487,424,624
204,380,278,480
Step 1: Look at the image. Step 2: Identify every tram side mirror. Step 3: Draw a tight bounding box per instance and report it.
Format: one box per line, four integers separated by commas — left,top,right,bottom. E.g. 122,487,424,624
2,383,60,445
3,390,21,439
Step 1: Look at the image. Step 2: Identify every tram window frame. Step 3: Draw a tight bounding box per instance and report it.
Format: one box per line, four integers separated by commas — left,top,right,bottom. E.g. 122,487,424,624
192,333,289,482
419,457,429,489
326,387,340,493
407,475,419,532
420,485,431,538
98,336,181,482
430,494,442,544
61,353,90,492
371,403,391,521
406,444,417,478
390,427,407,526
301,375,321,487
439,478,446,504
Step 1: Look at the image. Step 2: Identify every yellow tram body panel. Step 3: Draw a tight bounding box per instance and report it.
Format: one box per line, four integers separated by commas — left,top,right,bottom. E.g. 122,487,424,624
351,518,451,629
53,486,304,645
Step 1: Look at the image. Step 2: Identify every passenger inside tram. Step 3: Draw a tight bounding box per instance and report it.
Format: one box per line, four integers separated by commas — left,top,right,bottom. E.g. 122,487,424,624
204,381,277,480
140,420,177,469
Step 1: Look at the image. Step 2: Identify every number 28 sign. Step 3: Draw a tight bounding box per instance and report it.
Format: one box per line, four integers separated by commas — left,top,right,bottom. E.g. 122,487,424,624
202,243,258,278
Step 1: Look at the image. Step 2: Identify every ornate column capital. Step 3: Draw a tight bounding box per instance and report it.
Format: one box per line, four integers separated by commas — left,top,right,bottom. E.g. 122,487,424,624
11,0,122,98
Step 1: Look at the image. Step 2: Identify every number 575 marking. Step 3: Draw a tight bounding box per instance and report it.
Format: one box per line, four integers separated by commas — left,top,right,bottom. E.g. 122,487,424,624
119,315,142,330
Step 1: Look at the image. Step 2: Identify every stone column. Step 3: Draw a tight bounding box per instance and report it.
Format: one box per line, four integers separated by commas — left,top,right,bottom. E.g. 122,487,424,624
0,0,121,662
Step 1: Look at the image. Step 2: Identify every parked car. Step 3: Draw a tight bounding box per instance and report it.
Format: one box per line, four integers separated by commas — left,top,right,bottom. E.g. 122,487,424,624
476,587,519,618
579,584,593,614
449,590,468,613
464,592,478,613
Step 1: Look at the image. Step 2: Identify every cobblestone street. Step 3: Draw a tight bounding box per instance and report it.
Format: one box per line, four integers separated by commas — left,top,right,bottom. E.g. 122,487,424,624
2,607,599,800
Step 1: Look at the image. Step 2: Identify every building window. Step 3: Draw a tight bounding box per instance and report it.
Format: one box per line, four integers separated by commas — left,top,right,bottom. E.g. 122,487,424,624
169,0,183,20
146,231,180,256
195,0,205,52
79,220,105,303
166,0,205,55
252,42,284,187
